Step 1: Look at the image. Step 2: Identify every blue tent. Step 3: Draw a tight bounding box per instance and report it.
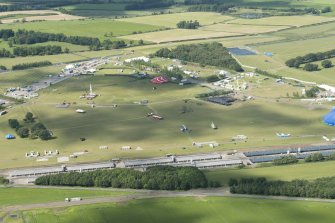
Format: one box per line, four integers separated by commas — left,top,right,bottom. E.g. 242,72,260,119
324,109,335,126
5,134,15,139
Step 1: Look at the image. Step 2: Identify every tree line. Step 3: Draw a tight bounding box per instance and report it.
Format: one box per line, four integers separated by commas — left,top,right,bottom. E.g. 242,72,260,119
229,176,335,199
153,42,243,72
13,45,63,57
12,61,52,70
35,166,215,190
285,49,335,68
0,29,128,52
177,20,200,29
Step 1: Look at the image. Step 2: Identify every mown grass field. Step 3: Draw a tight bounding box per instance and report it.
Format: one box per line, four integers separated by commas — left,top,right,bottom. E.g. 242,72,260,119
0,74,334,168
19,197,335,223
0,187,130,208
204,161,335,185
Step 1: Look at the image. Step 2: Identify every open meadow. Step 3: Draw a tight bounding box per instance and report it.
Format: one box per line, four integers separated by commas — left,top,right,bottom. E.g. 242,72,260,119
18,197,335,223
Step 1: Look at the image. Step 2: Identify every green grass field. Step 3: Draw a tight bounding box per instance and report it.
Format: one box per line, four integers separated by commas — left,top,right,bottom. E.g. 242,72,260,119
0,19,164,39
0,187,130,208
19,197,335,223
204,161,335,185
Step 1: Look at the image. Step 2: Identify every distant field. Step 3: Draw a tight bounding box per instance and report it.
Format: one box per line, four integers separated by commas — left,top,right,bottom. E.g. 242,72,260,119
0,19,164,39
228,15,335,27
21,197,335,223
119,12,234,28
61,3,187,17
0,187,130,207
0,10,83,24
204,161,335,185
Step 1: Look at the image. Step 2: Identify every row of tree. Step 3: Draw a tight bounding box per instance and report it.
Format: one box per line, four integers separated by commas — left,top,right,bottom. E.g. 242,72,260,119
285,49,335,68
12,61,52,70
195,90,232,98
13,45,62,57
229,176,335,199
153,42,243,72
35,166,213,190
177,20,200,29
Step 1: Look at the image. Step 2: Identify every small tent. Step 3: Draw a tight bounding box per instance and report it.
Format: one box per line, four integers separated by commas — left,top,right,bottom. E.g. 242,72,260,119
5,134,15,139
324,109,335,126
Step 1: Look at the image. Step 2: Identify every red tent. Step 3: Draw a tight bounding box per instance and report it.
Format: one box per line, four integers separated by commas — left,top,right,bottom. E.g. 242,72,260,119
151,76,168,84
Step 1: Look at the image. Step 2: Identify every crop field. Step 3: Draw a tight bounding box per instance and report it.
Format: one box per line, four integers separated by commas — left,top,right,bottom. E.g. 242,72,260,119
18,197,335,223
119,12,234,28
200,23,289,35
204,161,335,185
0,187,130,208
0,73,334,168
122,28,240,43
0,19,164,39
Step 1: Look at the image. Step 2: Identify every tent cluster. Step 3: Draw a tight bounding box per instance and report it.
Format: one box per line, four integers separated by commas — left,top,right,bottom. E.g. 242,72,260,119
324,109,335,126
151,76,168,84
5,134,15,139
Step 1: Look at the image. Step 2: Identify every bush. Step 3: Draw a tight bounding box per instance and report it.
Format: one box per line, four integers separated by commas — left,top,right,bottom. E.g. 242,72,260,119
8,119,20,129
206,75,220,83
273,155,298,165
303,63,318,72
17,127,29,138
322,60,332,68
305,153,324,163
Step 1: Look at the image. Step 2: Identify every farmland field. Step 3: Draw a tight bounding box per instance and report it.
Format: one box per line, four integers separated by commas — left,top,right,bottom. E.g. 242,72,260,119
119,12,234,28
19,197,335,223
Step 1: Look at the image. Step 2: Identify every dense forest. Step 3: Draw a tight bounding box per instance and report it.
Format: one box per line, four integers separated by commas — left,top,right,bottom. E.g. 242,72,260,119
35,166,211,190
125,0,175,10
229,176,335,199
153,42,243,72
